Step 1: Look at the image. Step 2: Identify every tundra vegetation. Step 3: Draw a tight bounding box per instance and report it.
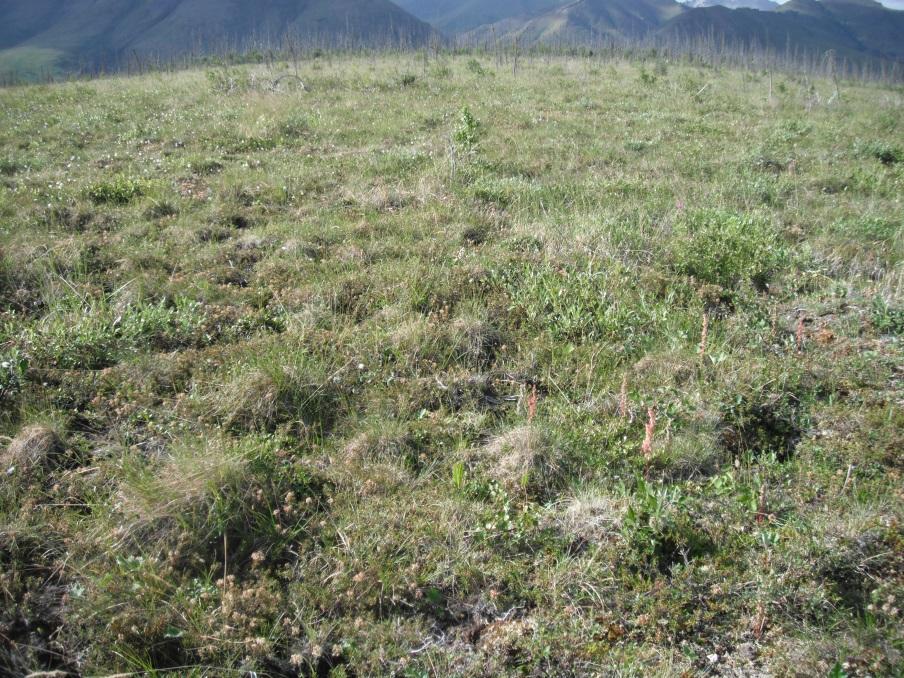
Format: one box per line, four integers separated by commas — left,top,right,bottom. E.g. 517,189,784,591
0,53,902,677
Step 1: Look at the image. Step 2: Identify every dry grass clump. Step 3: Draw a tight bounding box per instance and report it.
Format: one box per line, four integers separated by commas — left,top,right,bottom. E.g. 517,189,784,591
214,368,291,432
389,315,442,363
112,436,330,575
448,315,502,369
335,242,368,264
656,429,723,480
389,312,502,371
339,423,415,466
335,459,411,497
2,425,64,477
356,185,417,213
329,427,415,495
201,360,340,435
478,425,562,498
554,489,626,546
117,441,247,528
631,351,696,388
478,617,538,656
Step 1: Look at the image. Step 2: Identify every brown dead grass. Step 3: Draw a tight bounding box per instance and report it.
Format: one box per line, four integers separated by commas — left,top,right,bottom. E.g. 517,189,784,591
2,425,63,476
478,425,562,498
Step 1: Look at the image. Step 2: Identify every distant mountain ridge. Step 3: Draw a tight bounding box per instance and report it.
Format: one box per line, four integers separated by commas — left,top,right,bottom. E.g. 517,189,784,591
1,0,902,79
0,0,436,76
462,0,904,64
464,0,686,44
681,0,778,9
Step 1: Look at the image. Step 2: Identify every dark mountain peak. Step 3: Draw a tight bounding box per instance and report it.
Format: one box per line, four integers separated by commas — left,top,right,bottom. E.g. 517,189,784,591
0,0,437,75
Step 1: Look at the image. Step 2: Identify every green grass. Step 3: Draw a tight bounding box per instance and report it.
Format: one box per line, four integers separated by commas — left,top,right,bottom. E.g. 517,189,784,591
1,54,902,677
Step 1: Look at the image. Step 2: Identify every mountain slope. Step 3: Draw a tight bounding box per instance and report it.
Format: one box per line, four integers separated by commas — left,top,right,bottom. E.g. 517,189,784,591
0,1,65,50
661,0,904,62
778,0,904,59
466,0,903,63
467,0,686,44
394,0,569,33
0,0,436,75
661,5,867,58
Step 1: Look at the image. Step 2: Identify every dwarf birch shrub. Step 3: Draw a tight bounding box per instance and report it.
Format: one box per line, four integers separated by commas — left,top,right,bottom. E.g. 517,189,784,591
671,211,789,290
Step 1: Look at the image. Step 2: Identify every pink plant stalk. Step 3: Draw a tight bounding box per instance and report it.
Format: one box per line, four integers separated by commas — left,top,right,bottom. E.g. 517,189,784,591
527,384,538,424
641,407,656,460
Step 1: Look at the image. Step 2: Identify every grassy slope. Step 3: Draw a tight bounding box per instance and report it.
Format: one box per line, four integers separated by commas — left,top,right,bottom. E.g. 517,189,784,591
0,56,902,676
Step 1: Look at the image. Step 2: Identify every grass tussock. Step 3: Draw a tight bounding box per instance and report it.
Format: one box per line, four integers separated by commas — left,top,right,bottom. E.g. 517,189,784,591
1,423,65,480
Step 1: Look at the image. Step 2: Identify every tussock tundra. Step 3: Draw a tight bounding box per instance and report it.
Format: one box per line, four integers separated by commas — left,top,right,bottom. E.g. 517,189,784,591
0,53,902,676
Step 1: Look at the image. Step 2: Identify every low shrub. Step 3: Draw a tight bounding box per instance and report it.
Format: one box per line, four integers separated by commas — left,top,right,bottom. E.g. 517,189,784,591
20,297,207,369
87,175,146,205
858,140,903,165
671,210,789,290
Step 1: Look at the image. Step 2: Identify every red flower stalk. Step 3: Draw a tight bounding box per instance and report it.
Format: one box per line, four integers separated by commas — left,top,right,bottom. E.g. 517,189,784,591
641,407,656,460
527,384,538,423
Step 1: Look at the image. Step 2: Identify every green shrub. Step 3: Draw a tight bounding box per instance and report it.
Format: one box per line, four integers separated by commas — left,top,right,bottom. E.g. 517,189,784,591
453,106,481,154
278,113,311,139
21,298,207,369
466,58,487,76
205,67,251,94
0,157,20,176
622,477,712,574
671,211,788,290
117,298,207,351
871,296,904,335
858,140,903,165
638,67,657,86
430,64,452,79
87,176,146,205
833,216,901,243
